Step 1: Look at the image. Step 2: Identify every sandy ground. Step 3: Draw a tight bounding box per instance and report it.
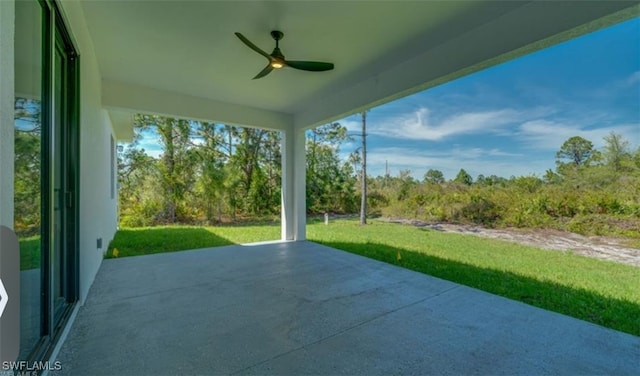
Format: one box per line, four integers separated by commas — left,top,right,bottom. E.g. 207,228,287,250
383,218,640,267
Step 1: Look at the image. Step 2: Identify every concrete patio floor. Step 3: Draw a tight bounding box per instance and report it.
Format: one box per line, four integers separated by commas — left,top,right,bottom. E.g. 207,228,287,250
55,241,639,375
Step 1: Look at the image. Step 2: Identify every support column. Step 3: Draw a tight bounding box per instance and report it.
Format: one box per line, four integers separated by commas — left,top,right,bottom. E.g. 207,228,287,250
280,126,307,241
293,127,306,240
0,0,15,228
281,127,294,240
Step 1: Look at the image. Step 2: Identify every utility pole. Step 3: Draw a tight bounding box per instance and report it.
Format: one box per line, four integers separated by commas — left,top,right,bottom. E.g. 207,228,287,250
360,111,367,225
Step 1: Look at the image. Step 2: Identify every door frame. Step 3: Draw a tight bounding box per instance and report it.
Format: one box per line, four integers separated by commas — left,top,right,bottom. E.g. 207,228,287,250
28,0,80,362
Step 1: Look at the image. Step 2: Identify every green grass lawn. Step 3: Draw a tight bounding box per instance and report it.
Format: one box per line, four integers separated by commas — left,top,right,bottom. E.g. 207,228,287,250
105,219,639,335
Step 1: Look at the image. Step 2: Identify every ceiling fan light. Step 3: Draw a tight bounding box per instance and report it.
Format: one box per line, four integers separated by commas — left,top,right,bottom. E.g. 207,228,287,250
271,61,284,69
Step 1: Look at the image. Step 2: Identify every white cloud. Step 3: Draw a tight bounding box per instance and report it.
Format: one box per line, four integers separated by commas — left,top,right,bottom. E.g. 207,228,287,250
518,120,640,150
622,71,640,87
487,148,524,157
366,106,552,141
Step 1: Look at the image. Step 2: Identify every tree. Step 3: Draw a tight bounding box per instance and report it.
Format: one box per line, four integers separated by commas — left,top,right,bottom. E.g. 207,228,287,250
117,132,159,226
454,169,473,185
347,150,361,175
134,114,196,223
423,169,445,184
396,169,416,201
306,122,356,214
602,132,631,173
226,127,281,215
194,121,226,223
543,169,561,184
556,136,596,167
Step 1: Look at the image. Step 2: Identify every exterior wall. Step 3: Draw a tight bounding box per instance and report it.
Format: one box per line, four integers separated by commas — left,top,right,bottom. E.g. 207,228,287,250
59,1,118,303
0,0,15,228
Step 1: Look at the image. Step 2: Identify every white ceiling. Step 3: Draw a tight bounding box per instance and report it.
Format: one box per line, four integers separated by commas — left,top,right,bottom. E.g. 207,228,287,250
77,0,638,135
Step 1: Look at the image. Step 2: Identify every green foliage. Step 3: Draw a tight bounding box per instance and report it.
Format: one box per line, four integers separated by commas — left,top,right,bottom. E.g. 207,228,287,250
306,123,358,213
118,118,284,226
14,129,41,236
114,118,639,242
424,168,445,184
556,136,597,167
117,118,362,225
14,98,42,237
454,168,473,185
371,135,639,238
602,131,632,173
461,195,501,226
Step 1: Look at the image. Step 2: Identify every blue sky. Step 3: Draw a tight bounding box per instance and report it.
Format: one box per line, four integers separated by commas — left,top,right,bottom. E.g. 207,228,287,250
338,17,640,180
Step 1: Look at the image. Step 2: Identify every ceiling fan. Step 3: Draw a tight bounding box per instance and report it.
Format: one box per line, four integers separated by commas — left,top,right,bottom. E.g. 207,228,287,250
235,30,334,79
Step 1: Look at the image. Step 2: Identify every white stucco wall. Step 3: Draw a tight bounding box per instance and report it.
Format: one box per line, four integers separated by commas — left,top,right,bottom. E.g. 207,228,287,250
59,1,118,303
0,0,15,229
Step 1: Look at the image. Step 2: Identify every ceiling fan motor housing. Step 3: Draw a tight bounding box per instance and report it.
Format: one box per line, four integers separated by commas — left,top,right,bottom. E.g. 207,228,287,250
270,30,284,41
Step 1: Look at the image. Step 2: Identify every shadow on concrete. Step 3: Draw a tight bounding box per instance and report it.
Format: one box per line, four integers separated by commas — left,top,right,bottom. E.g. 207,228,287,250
314,240,640,336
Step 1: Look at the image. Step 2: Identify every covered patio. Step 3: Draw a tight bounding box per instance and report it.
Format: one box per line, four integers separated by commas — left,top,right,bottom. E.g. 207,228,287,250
3,0,639,368
55,241,638,375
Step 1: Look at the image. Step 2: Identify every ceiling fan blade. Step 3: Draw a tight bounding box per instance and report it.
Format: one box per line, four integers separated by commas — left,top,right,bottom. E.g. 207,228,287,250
235,32,271,60
253,64,274,79
286,60,334,72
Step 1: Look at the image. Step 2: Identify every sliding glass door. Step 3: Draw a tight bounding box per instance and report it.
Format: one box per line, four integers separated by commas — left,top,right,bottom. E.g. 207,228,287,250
14,0,79,362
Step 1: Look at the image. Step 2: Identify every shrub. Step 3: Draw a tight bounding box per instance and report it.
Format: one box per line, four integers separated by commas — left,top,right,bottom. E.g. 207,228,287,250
461,195,501,226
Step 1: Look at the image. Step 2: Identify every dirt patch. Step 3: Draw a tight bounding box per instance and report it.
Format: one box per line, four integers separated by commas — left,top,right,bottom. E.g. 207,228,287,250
382,218,640,267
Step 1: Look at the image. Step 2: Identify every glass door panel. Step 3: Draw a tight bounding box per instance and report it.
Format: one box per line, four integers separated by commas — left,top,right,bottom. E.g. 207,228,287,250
14,0,43,361
14,0,78,361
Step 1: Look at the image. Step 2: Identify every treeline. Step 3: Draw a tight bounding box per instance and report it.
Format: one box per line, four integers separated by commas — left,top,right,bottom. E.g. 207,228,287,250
117,116,359,226
115,114,639,238
13,107,639,239
368,134,640,238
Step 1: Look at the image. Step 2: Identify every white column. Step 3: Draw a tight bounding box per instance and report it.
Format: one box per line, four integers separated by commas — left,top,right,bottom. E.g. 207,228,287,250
280,125,307,241
280,127,294,240
0,0,15,228
293,127,306,240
